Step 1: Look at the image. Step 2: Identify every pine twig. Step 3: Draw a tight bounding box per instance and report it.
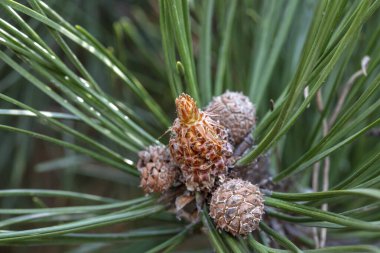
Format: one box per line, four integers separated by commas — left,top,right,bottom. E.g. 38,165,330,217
312,56,370,248
328,56,370,128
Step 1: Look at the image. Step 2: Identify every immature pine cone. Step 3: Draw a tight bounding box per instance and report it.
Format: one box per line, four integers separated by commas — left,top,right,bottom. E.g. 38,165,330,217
169,93,233,191
206,91,256,145
209,179,264,236
137,145,178,194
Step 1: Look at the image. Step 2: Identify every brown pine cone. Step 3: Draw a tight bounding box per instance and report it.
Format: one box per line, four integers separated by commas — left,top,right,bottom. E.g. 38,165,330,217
169,93,233,191
137,145,179,194
209,179,264,236
206,91,256,145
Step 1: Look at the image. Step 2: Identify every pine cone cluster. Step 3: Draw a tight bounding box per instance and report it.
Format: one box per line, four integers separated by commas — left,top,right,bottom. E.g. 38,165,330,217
209,179,264,236
137,145,179,194
136,92,270,236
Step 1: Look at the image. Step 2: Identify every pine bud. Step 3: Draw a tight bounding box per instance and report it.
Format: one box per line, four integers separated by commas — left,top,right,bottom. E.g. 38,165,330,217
169,93,233,191
209,179,264,236
206,91,256,145
137,145,179,194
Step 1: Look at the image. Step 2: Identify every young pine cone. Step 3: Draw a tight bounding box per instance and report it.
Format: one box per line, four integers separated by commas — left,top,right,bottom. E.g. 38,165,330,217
206,91,256,145
137,145,179,194
209,179,264,237
169,93,233,192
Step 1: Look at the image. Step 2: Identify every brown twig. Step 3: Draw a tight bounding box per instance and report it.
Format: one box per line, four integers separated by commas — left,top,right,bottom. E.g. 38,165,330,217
312,163,320,192
233,133,254,157
315,90,330,248
320,156,330,247
311,56,370,248
312,227,320,249
328,56,370,128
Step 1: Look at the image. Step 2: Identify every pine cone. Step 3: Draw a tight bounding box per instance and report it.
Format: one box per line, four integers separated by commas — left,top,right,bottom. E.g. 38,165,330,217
209,179,264,236
137,145,179,194
206,91,256,145
169,93,233,191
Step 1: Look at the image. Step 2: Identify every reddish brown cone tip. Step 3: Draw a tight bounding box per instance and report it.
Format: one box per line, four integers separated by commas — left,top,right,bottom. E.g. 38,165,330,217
175,93,200,124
